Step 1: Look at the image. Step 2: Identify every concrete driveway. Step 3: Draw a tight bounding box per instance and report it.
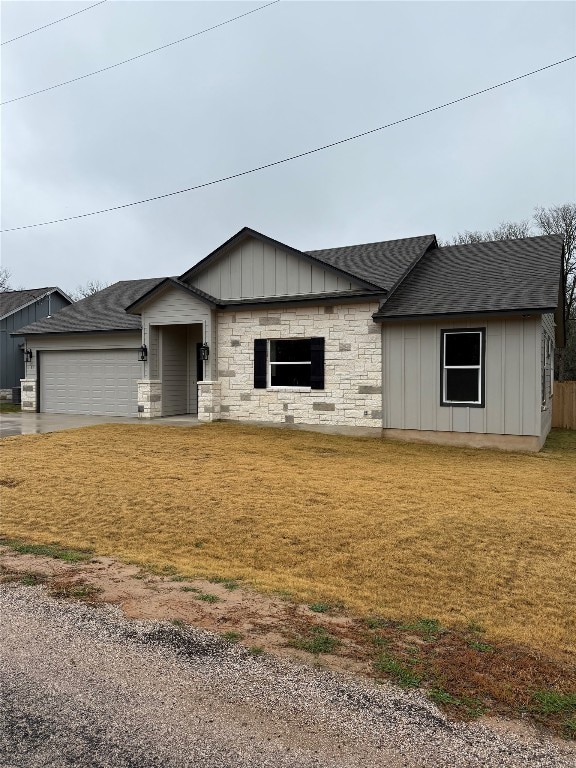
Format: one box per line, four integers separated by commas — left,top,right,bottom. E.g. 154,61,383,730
0,411,200,438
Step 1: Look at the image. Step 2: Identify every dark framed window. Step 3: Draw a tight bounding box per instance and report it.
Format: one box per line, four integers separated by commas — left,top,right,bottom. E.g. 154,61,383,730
254,338,324,389
440,329,485,407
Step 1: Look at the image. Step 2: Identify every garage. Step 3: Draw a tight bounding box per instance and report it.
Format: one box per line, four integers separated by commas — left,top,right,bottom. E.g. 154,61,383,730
40,349,141,417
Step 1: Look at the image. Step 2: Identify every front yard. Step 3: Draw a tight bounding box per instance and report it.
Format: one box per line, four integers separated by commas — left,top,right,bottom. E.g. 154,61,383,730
1,423,574,660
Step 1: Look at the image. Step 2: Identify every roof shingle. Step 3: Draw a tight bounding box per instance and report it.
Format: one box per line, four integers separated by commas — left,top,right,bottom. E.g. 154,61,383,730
14,279,165,335
306,235,436,291
374,235,563,319
0,287,63,319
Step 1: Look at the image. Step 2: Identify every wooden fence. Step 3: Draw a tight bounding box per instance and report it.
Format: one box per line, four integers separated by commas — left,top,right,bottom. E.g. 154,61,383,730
552,381,576,429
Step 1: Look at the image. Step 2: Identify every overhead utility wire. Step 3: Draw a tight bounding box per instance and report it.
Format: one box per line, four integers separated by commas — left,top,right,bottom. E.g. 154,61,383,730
1,1,108,46
1,1,280,106
1,54,574,234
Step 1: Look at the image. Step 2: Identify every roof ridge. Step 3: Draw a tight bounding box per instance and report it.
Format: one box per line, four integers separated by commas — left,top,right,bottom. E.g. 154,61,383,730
306,234,436,253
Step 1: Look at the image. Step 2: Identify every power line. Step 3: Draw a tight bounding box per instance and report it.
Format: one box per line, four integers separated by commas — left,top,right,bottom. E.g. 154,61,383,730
2,54,574,234
1,1,280,106
1,1,108,46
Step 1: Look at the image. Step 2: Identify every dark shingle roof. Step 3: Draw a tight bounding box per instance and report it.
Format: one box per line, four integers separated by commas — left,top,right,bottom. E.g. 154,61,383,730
374,235,563,319
0,287,64,319
14,279,165,335
306,235,436,291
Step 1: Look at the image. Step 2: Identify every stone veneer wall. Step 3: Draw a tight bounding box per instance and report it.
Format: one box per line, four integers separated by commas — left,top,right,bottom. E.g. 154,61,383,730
198,381,222,422
20,379,37,411
137,380,162,418
216,302,382,427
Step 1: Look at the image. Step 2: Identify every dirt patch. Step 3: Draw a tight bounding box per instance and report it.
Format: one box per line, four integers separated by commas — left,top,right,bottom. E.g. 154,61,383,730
1,545,574,741
0,547,367,676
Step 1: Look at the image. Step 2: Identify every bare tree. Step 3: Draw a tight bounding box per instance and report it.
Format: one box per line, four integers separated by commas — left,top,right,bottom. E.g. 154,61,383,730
447,219,532,246
442,203,576,379
0,267,11,292
533,203,576,323
70,279,109,301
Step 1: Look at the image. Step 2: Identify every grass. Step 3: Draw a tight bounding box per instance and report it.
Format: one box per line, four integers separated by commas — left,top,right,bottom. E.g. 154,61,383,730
0,402,20,413
531,691,576,738
398,617,443,640
207,576,240,591
0,423,575,661
290,626,339,655
48,580,102,602
0,539,93,563
309,602,337,613
195,592,220,603
374,652,423,687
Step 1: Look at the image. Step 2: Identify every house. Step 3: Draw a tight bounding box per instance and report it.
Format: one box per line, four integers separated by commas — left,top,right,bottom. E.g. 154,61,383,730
0,287,72,399
15,228,564,451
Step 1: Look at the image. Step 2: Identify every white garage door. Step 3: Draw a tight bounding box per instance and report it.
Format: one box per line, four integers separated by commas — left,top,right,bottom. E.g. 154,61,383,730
40,349,141,416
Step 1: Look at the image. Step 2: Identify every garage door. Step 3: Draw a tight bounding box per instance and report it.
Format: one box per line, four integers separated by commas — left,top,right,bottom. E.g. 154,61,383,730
40,349,141,416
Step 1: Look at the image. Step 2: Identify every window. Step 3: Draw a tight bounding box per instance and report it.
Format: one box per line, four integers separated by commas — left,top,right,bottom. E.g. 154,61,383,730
254,338,325,389
440,329,485,407
542,334,553,406
269,339,311,387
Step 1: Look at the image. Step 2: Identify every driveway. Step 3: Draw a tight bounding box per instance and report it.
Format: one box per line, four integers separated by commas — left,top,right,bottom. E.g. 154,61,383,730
0,411,200,438
2,584,573,768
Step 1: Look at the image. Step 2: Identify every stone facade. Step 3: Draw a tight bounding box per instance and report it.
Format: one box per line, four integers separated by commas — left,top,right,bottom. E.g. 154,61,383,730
137,380,162,418
216,302,383,427
19,379,37,411
198,381,221,422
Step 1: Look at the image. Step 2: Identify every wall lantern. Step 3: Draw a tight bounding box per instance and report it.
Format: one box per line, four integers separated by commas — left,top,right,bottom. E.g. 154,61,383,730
23,348,33,363
199,342,210,361
138,344,148,362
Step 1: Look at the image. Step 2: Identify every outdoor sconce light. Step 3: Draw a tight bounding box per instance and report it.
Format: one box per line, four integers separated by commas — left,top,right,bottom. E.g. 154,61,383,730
138,344,148,362
23,348,33,363
199,342,210,361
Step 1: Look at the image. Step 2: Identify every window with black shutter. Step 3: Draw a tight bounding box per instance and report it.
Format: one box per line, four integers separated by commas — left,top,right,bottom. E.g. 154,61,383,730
254,339,267,388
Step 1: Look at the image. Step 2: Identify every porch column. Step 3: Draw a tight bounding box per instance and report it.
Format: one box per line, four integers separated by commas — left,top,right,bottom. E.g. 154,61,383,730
20,379,37,411
137,379,162,418
198,381,221,422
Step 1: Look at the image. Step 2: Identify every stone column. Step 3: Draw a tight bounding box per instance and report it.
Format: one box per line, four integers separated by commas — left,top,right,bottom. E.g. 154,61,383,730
198,381,221,422
20,379,37,411
137,380,162,418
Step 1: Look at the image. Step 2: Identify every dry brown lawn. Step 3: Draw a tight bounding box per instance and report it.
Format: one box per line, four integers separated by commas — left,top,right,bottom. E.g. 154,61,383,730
1,423,575,660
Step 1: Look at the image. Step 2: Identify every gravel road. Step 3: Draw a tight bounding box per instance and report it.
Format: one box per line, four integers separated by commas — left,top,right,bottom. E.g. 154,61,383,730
1,584,573,768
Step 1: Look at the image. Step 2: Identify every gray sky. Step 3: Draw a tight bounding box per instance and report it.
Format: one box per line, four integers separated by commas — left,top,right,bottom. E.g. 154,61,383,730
1,0,575,295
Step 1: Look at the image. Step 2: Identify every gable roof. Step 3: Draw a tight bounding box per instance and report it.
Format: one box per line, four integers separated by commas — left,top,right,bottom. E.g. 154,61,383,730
179,227,386,291
307,235,437,292
373,235,564,320
0,287,72,321
14,278,164,336
125,277,219,314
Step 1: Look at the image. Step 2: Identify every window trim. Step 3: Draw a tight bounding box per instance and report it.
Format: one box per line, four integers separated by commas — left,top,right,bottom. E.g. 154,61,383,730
267,338,312,390
440,328,486,408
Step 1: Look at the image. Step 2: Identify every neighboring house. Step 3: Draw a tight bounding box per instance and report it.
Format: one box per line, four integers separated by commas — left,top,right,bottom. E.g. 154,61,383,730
15,228,564,451
0,287,72,399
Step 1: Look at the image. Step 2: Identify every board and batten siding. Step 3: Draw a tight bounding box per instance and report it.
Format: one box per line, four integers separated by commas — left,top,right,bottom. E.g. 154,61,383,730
1,292,71,389
382,316,543,437
140,286,215,380
161,325,188,416
190,238,363,300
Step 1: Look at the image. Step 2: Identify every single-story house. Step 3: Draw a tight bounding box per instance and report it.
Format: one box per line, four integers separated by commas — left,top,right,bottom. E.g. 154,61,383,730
15,227,564,451
0,287,72,399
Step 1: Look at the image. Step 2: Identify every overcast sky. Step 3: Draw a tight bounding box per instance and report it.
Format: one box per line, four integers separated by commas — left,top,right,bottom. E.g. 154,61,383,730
1,0,575,295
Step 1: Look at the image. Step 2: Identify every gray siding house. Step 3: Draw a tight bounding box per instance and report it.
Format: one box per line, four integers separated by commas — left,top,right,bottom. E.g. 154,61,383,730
15,228,564,451
0,287,72,399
